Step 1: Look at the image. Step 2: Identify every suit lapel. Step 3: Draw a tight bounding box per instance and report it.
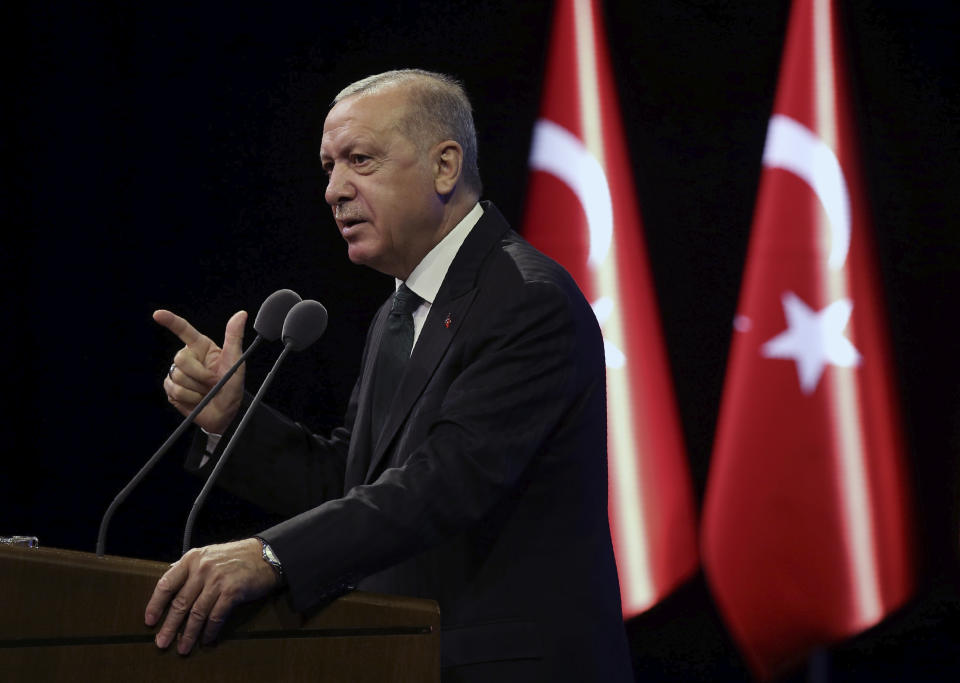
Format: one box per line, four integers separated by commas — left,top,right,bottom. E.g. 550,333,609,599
363,201,512,483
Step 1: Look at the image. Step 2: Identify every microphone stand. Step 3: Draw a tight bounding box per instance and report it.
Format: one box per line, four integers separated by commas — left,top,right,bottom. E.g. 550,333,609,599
181,343,294,554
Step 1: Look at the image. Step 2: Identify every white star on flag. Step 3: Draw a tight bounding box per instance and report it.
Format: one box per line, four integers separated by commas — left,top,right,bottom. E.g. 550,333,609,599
761,291,862,394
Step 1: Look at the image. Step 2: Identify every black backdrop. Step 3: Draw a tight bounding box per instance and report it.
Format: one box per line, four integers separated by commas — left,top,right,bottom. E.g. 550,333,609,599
3,1,958,680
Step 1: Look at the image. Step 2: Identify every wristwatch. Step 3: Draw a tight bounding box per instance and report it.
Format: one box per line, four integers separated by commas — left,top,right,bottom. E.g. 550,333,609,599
257,537,285,585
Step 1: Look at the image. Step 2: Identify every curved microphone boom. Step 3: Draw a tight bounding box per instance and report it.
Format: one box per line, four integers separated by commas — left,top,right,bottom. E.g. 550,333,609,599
182,299,328,554
96,289,302,557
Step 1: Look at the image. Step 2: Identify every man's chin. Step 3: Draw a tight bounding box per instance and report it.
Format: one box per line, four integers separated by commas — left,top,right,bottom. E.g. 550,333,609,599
346,244,376,269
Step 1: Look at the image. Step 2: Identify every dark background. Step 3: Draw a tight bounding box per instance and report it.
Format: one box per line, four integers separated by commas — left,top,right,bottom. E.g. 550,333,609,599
3,1,958,680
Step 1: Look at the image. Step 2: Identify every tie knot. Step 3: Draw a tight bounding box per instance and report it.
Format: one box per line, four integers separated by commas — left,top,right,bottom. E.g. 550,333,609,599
391,284,423,316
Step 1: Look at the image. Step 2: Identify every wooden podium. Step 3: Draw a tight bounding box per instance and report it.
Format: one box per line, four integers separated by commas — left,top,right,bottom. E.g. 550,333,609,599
0,544,440,682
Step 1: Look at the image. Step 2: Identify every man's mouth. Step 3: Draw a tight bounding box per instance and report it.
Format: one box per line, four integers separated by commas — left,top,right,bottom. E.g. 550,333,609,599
339,217,367,237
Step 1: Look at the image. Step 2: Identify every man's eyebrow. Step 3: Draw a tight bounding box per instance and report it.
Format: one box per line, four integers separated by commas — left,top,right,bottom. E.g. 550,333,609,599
320,135,375,155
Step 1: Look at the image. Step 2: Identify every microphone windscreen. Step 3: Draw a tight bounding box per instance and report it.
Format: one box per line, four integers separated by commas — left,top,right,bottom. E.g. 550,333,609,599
254,289,302,341
282,299,329,351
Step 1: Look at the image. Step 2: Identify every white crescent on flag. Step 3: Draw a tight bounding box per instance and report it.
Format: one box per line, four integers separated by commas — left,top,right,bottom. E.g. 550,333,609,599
529,118,613,268
763,114,851,270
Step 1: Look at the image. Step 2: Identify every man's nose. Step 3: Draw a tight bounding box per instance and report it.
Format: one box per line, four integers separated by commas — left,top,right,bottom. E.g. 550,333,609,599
325,166,355,205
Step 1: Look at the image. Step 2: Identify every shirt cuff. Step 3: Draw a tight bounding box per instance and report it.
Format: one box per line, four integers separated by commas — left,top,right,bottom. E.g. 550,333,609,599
199,428,223,468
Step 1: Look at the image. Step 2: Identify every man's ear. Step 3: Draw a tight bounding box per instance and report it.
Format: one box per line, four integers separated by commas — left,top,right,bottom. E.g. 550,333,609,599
433,141,464,196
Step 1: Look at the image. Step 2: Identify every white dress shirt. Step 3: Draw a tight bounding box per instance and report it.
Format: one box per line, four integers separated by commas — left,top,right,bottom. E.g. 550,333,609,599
401,201,484,351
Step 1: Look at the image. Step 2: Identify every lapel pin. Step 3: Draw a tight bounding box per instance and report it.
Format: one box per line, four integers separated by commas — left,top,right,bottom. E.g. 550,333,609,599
444,313,453,329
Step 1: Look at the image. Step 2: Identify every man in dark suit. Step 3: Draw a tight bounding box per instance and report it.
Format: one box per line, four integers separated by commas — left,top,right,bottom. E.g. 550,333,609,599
146,69,632,681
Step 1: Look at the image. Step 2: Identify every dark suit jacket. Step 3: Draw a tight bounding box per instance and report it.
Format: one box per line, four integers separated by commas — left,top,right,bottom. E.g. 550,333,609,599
201,202,633,681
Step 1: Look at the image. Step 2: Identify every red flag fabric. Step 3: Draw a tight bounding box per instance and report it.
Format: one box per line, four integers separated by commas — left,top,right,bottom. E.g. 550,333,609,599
522,0,698,618
701,0,914,677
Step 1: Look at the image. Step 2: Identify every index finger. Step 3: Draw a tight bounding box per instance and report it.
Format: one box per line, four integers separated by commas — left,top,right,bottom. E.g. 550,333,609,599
145,560,187,626
153,310,207,349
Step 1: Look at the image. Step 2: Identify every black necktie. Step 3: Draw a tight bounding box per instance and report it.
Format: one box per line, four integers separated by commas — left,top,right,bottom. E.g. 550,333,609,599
372,284,423,438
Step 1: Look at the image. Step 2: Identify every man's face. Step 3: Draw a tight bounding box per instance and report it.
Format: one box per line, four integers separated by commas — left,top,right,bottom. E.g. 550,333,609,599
320,88,441,279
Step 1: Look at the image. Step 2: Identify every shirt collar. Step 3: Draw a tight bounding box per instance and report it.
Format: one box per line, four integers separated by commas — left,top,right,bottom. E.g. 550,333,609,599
398,202,484,304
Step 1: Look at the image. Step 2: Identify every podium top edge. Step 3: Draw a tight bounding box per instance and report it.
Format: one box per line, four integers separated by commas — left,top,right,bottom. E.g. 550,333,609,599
0,544,170,576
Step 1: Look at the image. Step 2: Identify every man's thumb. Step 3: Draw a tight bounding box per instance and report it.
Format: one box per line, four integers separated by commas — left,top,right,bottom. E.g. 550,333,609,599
221,310,248,363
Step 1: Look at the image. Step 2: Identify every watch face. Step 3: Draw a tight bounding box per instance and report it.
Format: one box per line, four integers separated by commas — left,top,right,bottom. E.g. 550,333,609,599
262,541,283,574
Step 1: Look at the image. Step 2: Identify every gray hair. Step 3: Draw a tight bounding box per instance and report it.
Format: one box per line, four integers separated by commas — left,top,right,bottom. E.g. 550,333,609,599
334,69,482,196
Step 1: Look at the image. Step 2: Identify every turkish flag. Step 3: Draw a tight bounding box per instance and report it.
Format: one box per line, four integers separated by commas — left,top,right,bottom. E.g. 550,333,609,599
522,0,698,618
701,0,914,678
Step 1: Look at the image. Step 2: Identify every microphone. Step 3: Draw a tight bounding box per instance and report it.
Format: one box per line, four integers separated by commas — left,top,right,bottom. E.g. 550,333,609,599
181,299,328,553
95,289,302,557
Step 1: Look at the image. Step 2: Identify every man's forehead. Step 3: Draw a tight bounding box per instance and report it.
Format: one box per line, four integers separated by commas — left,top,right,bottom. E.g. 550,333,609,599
321,92,409,153
321,117,377,148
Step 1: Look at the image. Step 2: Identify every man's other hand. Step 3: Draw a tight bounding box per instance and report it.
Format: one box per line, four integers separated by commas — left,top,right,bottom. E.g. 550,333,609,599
144,538,279,655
